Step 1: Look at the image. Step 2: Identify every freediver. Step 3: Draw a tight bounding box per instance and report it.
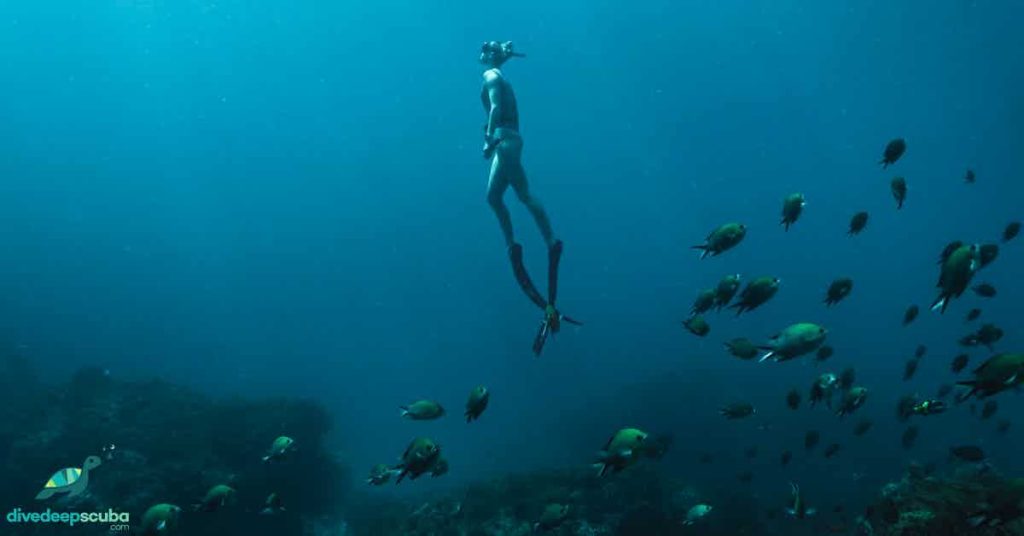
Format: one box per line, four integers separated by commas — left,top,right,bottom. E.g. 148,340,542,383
479,40,579,354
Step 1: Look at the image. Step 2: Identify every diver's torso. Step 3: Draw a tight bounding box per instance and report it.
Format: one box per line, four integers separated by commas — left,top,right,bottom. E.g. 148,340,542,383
481,69,519,131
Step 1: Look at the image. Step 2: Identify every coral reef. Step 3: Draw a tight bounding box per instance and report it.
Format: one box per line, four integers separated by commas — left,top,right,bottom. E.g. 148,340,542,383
346,466,729,536
862,464,1024,536
0,356,349,535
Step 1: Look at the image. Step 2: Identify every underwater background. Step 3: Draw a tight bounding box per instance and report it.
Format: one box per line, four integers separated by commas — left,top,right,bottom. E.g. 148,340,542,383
1,0,1022,535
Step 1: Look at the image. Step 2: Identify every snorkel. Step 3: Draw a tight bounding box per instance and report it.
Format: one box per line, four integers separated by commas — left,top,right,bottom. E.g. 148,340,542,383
480,40,526,66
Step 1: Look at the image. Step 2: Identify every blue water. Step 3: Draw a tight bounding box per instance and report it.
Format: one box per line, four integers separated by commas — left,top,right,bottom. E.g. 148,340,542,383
1,0,1021,513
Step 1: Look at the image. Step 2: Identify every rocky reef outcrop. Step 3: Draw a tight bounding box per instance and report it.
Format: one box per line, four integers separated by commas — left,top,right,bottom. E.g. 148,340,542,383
861,463,1024,536
1,356,349,535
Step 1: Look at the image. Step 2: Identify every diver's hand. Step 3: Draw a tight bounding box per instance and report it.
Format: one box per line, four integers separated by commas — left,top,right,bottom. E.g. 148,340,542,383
482,135,498,159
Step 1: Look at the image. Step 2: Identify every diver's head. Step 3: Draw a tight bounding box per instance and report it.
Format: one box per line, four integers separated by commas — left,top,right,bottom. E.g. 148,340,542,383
479,40,524,67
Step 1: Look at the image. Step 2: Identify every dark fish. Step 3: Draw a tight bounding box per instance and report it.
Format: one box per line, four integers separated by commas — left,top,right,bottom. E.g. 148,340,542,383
933,245,981,312
959,324,1004,351
737,470,754,483
950,445,986,462
901,426,919,449
936,384,954,399
692,288,716,315
780,193,806,231
903,358,920,381
981,400,998,420
966,308,981,322
1004,222,1021,243
823,443,841,459
816,345,834,362
838,368,856,391
972,283,997,298
714,274,742,310
786,388,802,410
824,278,854,307
973,323,1004,351
890,177,907,209
745,446,759,459
848,211,869,235
729,276,781,315
979,243,999,268
720,402,756,420
902,305,919,326
692,223,747,259
951,354,970,374
780,450,792,466
896,395,917,423
880,138,906,168
725,338,760,360
809,374,837,409
804,430,820,450
996,420,1011,435
964,169,975,184
682,315,710,337
853,419,873,436
915,345,927,359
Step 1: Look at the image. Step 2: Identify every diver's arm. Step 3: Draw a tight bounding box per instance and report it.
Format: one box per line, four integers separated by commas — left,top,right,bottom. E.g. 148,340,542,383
483,71,503,142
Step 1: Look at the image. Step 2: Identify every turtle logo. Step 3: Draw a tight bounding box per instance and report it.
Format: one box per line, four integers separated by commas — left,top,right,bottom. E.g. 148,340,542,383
35,456,102,500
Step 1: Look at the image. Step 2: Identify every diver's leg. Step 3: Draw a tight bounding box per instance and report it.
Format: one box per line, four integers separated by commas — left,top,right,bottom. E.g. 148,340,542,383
486,154,514,248
507,144,556,248
490,146,546,309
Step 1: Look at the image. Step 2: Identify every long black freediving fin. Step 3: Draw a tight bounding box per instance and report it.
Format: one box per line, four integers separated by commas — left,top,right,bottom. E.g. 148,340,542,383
532,318,550,356
547,240,563,306
546,240,582,329
509,243,547,310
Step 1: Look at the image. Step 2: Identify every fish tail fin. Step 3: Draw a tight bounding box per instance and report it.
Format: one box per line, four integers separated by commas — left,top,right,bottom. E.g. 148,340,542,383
261,455,271,463
954,382,978,401
930,296,948,313
757,349,775,363
690,245,709,259
399,406,409,417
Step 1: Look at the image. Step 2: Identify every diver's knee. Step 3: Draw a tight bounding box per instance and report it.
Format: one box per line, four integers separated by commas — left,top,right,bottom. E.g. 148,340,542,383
487,192,505,211
518,192,542,209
